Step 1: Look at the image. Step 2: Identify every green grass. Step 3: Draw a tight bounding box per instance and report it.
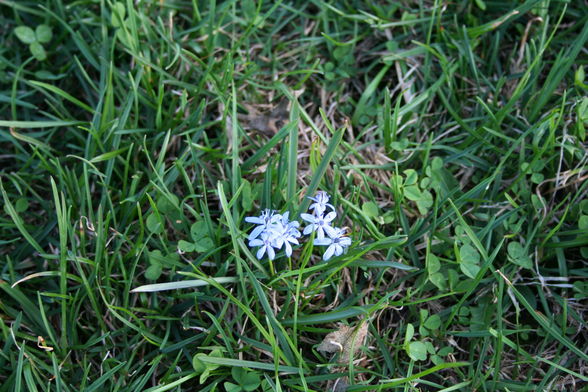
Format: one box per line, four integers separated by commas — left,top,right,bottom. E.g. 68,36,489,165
1,0,587,391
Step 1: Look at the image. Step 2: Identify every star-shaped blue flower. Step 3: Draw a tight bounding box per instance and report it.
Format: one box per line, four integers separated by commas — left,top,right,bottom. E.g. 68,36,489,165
301,211,337,239
313,227,352,260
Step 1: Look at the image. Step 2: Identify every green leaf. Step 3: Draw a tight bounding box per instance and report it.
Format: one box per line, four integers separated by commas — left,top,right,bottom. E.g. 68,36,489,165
241,180,253,211
232,367,261,391
29,42,47,61
178,240,196,252
459,244,481,279
429,272,447,290
193,349,223,381
507,242,524,258
0,120,82,128
416,190,433,214
29,80,94,113
424,315,441,330
15,198,29,213
146,213,162,234
531,194,544,210
419,309,429,321
15,26,36,44
157,194,179,215
460,260,481,279
390,138,408,151
407,341,428,361
193,237,214,253
431,157,443,170
425,341,436,354
419,324,430,337
224,382,241,392
116,27,129,46
242,374,261,391
89,147,129,163
362,201,379,218
35,25,52,43
198,355,300,373
431,354,443,366
404,185,422,201
404,323,414,344
575,66,586,87
507,242,532,269
192,354,206,374
427,254,440,274
404,169,418,186
191,221,209,240
460,244,480,264
111,2,126,27
231,366,246,384
199,368,212,384
578,215,588,230
349,259,418,270
474,0,486,10
145,264,162,281
34,70,64,80
531,172,544,184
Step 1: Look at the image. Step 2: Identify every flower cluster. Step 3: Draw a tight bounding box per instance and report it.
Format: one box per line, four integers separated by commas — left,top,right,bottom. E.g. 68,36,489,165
245,191,351,261
301,191,351,261
245,210,301,260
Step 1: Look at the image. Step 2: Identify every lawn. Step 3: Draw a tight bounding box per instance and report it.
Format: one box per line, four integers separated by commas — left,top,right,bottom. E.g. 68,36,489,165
1,0,587,391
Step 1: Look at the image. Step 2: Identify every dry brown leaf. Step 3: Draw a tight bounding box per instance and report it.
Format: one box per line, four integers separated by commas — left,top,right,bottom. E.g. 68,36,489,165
317,322,369,363
37,336,53,351
317,324,353,354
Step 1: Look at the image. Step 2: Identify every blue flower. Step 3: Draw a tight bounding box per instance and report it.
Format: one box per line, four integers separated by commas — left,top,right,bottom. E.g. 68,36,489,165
313,227,352,260
301,211,337,239
245,210,301,259
308,191,334,216
270,212,301,257
248,232,276,260
245,209,280,241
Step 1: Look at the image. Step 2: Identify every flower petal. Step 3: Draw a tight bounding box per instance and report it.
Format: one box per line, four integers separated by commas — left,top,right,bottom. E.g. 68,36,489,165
285,242,292,257
339,237,352,246
245,216,264,224
314,238,332,246
303,225,314,235
323,245,335,261
324,211,337,222
248,239,263,247
334,244,343,256
300,213,316,223
316,227,325,239
324,225,338,238
248,225,265,240
272,237,284,249
256,246,266,260
267,246,275,260
270,214,282,223
311,204,325,215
